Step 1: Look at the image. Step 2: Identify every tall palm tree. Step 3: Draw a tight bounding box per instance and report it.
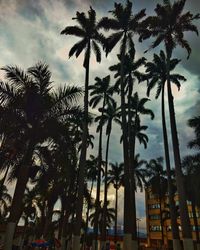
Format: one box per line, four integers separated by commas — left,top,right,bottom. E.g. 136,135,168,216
107,162,124,245
61,8,105,249
141,1,200,249
145,50,186,249
98,2,146,248
127,93,153,242
146,158,168,246
95,101,120,247
89,75,114,247
0,63,82,250
129,92,154,158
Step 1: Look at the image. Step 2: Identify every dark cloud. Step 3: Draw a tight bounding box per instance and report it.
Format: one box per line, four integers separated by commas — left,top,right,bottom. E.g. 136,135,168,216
17,0,45,20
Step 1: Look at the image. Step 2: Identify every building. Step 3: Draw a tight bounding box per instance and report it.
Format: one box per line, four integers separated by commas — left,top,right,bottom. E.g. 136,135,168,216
145,188,200,248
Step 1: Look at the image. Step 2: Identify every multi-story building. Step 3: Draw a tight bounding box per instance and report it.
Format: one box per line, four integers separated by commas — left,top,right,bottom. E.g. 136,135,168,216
145,188,200,248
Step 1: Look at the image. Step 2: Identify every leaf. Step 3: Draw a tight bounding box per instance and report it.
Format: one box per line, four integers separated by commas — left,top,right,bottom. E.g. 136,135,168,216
60,26,85,37
92,41,101,63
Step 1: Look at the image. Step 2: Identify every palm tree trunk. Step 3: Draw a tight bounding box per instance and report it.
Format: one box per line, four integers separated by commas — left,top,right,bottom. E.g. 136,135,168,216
19,218,28,250
93,97,106,250
119,34,134,250
127,76,138,246
191,200,200,243
72,41,91,250
101,130,111,246
38,200,46,238
61,211,70,250
166,54,193,250
4,140,35,250
161,84,181,250
58,207,64,240
43,204,54,238
129,114,138,247
114,187,118,245
83,180,94,250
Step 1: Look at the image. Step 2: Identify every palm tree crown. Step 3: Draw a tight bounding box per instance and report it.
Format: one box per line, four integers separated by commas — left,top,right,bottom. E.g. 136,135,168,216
61,7,105,66
146,50,186,98
142,0,200,57
98,0,146,55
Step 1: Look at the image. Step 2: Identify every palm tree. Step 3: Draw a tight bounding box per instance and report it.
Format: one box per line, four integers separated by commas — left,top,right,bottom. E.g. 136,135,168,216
146,158,168,246
84,155,98,246
126,93,153,242
141,1,200,249
145,50,186,249
94,101,120,247
61,8,105,248
0,63,82,250
129,92,154,158
89,75,114,247
98,2,146,248
89,201,115,236
107,162,124,245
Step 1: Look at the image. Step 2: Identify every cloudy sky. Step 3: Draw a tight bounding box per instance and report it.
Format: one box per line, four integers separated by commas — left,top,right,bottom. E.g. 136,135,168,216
0,0,199,232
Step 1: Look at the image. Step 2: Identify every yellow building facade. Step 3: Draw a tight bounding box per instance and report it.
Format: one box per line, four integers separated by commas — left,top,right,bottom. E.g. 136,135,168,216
145,189,200,248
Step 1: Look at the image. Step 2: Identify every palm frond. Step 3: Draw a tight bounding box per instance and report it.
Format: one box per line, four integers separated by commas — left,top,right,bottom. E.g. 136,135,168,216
0,81,19,105
60,25,85,37
68,39,87,58
92,41,101,63
106,32,123,55
88,6,96,27
98,17,120,31
1,66,31,90
51,85,82,109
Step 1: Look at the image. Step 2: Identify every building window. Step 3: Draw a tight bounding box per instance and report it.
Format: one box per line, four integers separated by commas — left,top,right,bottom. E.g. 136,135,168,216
188,212,200,218
149,225,162,232
191,226,200,231
148,204,160,209
187,200,192,205
149,214,160,220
